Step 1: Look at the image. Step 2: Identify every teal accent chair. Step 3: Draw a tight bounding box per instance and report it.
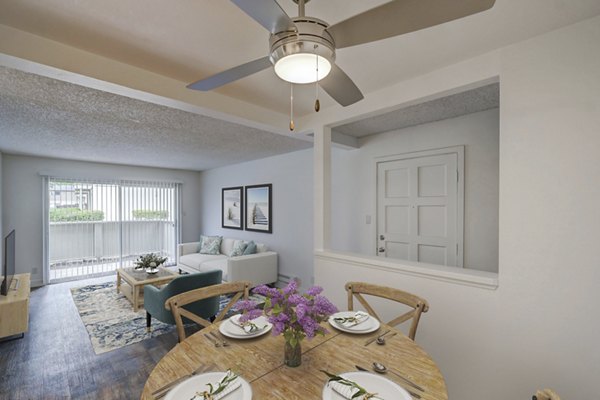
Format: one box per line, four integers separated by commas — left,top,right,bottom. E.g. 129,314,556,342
144,270,223,330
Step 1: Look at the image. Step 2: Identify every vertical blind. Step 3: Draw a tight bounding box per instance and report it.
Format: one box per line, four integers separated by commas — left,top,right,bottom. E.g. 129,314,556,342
47,177,180,282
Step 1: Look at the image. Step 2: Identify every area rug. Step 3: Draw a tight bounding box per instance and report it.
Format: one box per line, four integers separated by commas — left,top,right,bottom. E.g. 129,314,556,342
71,281,267,355
71,281,175,355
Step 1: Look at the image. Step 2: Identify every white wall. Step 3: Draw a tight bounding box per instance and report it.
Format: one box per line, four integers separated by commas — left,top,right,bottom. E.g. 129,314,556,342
315,15,600,400
199,149,314,287
1,154,203,287
332,109,499,272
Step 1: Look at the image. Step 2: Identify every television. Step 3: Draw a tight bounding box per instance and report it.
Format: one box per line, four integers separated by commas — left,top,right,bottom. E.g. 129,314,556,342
1,229,16,296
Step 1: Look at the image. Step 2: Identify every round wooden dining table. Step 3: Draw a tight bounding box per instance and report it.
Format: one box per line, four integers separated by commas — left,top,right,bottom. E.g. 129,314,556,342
141,321,448,399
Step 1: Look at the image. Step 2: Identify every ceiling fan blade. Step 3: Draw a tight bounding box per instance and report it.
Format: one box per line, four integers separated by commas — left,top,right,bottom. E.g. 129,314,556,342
327,0,496,49
319,64,364,107
230,0,296,34
187,57,272,91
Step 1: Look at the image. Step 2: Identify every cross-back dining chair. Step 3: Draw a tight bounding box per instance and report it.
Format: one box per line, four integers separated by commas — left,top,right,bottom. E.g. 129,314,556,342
345,281,429,340
533,389,560,400
165,280,251,342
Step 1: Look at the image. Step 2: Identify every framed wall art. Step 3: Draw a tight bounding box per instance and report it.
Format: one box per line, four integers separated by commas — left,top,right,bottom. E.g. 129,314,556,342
245,184,272,233
222,186,243,230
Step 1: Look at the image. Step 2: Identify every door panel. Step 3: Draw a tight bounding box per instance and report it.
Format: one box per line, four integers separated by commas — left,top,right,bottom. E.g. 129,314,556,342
385,167,410,198
386,205,410,235
418,244,447,265
418,205,447,237
386,241,410,260
418,164,447,197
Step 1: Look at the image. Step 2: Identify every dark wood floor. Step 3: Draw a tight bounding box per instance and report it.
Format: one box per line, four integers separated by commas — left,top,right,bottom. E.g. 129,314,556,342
0,276,179,399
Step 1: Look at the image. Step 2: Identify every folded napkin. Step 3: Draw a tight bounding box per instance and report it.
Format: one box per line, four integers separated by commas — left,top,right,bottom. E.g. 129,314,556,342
190,373,241,400
334,311,370,328
230,315,266,334
329,380,384,400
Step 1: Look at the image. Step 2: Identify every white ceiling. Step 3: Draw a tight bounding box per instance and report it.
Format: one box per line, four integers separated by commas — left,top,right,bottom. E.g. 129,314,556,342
0,0,598,170
1,0,599,117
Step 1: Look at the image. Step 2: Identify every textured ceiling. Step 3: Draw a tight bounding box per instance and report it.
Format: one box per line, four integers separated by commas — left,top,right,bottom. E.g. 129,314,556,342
0,66,312,171
0,0,597,170
0,0,598,116
333,83,499,138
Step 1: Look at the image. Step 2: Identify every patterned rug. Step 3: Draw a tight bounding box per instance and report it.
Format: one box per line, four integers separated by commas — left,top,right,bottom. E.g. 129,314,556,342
71,281,266,355
71,281,174,354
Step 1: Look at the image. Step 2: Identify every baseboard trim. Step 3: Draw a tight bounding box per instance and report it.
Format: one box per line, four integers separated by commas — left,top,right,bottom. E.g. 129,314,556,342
31,279,44,288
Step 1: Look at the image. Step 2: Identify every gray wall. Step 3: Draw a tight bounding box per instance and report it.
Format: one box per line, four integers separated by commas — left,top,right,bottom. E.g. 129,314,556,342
1,154,202,286
331,108,499,272
199,149,314,287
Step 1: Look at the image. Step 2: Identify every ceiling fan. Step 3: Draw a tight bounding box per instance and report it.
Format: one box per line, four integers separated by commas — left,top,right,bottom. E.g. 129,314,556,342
188,0,496,109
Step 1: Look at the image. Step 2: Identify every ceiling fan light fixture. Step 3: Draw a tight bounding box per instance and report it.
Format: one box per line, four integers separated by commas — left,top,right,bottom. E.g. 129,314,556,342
190,0,496,112
274,53,331,84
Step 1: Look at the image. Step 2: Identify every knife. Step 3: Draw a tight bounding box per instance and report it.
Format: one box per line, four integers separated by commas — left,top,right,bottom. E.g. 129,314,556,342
355,365,421,399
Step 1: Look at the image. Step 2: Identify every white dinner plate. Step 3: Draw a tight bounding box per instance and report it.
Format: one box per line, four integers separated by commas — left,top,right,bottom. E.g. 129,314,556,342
328,311,380,334
219,315,272,339
322,371,411,400
165,372,252,400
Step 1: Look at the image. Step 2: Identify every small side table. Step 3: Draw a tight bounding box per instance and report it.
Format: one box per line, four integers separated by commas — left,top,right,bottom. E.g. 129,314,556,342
116,267,177,311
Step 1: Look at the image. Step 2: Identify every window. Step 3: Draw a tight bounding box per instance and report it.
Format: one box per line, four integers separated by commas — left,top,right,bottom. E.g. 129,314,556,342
44,178,181,282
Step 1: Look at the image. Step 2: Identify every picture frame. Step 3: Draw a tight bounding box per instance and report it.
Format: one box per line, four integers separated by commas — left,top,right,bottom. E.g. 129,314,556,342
222,186,243,230
245,184,272,233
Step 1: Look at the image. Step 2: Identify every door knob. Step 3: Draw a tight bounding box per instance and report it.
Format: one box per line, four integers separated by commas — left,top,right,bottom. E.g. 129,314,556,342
378,247,385,253
379,235,385,240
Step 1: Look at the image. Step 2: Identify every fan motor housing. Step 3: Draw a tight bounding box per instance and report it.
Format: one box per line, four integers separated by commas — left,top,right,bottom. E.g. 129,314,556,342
269,17,336,67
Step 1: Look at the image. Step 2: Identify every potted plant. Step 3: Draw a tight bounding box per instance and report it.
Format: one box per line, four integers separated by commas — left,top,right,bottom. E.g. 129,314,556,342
133,253,168,274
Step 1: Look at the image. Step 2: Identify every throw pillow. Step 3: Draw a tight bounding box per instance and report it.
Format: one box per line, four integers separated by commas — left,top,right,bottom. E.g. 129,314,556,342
243,241,257,255
199,235,222,255
229,240,248,257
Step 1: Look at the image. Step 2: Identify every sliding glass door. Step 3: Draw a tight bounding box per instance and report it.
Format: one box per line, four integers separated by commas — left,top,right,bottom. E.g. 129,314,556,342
121,181,179,269
45,178,180,283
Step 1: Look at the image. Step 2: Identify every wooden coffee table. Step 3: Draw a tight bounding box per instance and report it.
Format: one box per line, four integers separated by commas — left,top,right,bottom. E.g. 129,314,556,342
116,267,177,311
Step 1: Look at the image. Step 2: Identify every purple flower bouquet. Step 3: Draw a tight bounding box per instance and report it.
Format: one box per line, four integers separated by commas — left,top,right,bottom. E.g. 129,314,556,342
234,280,337,367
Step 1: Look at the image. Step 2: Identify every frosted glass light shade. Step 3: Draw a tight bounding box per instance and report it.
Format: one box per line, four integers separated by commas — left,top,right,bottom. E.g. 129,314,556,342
274,53,331,84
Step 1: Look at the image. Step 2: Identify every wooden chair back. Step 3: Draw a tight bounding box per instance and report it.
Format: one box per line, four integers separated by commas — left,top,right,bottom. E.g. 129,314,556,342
345,281,429,340
533,389,560,400
166,281,250,342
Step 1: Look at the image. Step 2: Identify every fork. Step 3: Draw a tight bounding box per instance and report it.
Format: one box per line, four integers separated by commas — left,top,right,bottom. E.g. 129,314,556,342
210,330,229,347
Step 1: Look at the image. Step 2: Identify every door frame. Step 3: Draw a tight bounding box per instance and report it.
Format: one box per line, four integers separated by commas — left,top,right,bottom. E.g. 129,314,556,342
373,145,465,266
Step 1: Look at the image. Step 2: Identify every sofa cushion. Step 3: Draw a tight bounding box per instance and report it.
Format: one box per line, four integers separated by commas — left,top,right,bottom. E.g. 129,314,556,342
180,253,227,270
200,259,229,281
256,243,267,253
200,235,222,255
243,241,257,255
220,238,235,256
229,240,247,257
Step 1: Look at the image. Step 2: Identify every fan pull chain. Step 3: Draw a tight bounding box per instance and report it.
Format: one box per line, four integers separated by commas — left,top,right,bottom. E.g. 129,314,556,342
314,45,320,112
289,83,295,131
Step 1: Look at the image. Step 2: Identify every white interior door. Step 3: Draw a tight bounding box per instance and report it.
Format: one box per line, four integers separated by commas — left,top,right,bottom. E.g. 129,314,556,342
377,149,463,267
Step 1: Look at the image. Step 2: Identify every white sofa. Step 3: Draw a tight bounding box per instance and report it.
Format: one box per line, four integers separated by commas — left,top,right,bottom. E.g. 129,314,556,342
177,237,278,287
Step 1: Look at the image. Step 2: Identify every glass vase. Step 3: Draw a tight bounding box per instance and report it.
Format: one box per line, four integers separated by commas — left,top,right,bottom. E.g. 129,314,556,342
284,337,302,367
